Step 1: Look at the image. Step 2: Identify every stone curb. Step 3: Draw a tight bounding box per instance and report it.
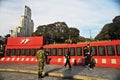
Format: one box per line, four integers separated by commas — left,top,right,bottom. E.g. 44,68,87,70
0,68,107,80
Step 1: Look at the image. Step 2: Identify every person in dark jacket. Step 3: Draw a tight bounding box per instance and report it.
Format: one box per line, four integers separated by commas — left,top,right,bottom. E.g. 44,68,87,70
64,50,72,70
84,44,93,70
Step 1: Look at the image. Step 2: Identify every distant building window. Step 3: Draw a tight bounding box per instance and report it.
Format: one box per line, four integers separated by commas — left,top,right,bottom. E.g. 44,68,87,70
52,48,57,56
6,49,11,56
58,48,63,56
26,49,30,56
64,48,68,56
91,46,97,56
107,45,115,56
98,46,106,56
45,48,51,56
116,45,120,56
16,49,21,56
31,49,36,56
76,47,82,56
70,48,75,56
21,49,26,56
11,49,16,56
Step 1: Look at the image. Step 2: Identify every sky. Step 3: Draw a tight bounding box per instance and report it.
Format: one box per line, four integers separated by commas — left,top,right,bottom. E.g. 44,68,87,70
0,0,120,38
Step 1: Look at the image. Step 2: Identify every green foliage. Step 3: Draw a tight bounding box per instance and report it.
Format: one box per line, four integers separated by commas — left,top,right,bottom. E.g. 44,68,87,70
32,15,120,43
33,22,80,44
95,15,120,41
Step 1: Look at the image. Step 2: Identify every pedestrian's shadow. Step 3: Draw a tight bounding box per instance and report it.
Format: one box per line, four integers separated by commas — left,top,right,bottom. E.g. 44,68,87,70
38,67,63,80
60,58,96,80
45,67,63,76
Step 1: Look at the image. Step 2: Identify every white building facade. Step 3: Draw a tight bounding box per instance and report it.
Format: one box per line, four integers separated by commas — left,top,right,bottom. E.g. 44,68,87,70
11,5,34,37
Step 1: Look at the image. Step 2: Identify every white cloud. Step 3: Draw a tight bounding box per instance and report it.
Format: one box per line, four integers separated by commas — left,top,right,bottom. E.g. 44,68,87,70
0,0,119,38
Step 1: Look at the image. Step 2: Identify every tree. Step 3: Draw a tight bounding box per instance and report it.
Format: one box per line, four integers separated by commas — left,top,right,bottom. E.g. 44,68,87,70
33,22,80,44
95,15,120,40
67,28,79,43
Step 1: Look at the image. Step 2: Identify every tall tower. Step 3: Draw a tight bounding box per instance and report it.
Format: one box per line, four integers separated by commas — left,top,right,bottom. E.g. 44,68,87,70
24,5,31,19
11,5,34,37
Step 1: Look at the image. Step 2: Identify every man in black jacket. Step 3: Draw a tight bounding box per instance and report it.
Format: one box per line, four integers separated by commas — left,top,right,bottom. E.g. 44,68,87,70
64,50,72,70
84,44,93,70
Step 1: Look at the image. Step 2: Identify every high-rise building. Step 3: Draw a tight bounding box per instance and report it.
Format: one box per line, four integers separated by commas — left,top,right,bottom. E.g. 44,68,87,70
11,5,34,37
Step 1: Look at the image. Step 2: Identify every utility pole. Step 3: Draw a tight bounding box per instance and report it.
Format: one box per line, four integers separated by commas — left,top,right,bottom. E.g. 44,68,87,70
89,29,92,41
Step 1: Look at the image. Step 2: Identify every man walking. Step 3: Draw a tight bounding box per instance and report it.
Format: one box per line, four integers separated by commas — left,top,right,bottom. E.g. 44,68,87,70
84,43,93,70
64,50,72,70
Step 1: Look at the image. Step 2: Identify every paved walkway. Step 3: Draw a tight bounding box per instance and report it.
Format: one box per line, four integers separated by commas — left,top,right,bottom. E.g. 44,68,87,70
0,63,120,80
